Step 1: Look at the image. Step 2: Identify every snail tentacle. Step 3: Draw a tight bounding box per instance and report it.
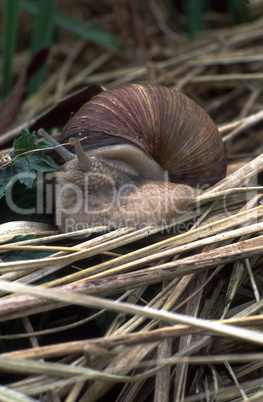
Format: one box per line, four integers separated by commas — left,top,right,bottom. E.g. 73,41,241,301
38,128,75,162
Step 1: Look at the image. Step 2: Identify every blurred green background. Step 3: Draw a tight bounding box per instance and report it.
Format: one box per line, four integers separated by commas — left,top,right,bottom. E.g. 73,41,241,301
0,0,252,99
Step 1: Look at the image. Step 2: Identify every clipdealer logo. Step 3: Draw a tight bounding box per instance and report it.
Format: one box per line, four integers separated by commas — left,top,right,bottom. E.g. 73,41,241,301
4,170,259,230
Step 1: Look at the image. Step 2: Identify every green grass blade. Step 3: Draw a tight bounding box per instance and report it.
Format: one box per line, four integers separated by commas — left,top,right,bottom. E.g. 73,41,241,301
20,0,119,50
1,0,20,98
183,0,205,34
28,0,57,94
55,12,119,50
228,0,250,24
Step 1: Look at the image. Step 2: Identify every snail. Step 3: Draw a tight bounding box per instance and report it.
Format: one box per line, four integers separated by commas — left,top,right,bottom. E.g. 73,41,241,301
39,84,227,232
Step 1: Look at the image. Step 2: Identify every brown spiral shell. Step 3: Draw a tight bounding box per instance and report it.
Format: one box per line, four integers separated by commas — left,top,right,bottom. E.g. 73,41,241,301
60,84,227,189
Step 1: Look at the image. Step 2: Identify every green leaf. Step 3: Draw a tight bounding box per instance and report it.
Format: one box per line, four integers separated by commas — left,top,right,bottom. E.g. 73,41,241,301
13,129,40,155
0,130,59,199
13,128,53,154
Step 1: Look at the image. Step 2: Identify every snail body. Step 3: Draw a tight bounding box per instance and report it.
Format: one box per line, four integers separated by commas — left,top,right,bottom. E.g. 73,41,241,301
40,84,226,232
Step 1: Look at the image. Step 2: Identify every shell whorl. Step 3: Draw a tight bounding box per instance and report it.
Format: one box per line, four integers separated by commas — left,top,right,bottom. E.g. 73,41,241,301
60,84,227,189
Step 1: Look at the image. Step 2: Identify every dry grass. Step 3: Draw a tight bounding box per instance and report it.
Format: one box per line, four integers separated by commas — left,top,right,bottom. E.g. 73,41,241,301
1,3,263,401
